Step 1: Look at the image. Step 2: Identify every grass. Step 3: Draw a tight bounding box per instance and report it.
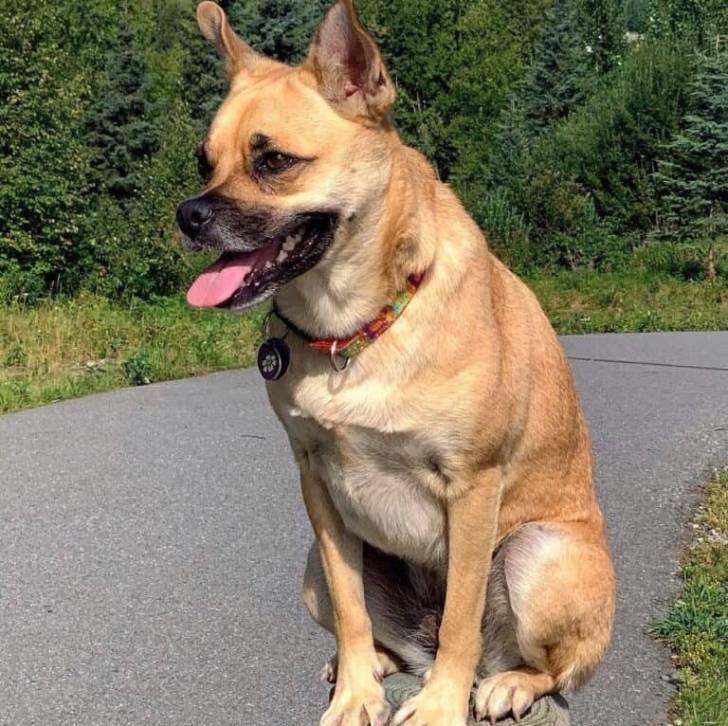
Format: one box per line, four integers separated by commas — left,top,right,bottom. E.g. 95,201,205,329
653,468,728,726
0,292,266,414
1,270,727,415
528,271,728,333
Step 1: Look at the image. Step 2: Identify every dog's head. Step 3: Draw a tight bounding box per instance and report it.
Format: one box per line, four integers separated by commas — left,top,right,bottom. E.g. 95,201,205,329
178,0,397,312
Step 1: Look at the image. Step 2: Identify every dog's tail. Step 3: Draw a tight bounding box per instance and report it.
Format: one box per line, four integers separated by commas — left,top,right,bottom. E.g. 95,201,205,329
363,547,443,676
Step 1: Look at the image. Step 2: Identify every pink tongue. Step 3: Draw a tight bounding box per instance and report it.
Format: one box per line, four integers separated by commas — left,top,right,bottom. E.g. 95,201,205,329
187,252,257,308
187,241,283,308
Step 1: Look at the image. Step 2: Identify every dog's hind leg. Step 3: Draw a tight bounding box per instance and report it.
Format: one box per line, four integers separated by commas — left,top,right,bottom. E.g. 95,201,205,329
303,542,443,681
474,522,615,722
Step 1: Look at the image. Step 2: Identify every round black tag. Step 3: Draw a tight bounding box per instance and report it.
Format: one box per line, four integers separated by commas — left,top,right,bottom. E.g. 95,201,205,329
257,338,291,381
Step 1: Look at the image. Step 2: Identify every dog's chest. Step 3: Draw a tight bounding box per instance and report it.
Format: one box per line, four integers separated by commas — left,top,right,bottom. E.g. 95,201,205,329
278,392,449,566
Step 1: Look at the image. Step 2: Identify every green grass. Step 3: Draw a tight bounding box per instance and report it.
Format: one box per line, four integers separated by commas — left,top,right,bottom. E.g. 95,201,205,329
527,271,728,334
1,270,727,415
653,469,728,726
0,292,266,414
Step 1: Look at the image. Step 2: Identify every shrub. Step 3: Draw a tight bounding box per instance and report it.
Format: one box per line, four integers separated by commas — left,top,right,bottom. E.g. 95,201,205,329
463,188,533,271
0,260,47,306
634,240,728,281
485,37,694,269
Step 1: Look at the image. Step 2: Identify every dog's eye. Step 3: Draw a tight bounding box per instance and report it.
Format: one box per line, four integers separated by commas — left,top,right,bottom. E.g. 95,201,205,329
259,151,296,173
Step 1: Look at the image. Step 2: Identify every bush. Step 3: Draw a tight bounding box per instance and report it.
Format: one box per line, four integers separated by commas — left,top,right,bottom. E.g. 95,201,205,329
485,38,694,269
0,260,47,306
634,240,728,281
0,0,112,295
463,188,533,271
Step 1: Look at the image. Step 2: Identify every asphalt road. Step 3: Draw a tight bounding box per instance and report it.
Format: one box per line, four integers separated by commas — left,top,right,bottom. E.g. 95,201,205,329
2,332,727,726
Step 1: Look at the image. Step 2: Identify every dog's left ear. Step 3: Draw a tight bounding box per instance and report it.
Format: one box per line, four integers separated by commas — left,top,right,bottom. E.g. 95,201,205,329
308,0,395,124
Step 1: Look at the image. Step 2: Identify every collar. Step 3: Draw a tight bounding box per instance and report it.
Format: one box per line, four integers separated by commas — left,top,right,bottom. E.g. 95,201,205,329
272,271,425,365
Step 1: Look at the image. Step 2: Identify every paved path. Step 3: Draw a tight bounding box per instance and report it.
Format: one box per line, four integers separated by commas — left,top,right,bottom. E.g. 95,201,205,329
2,332,727,726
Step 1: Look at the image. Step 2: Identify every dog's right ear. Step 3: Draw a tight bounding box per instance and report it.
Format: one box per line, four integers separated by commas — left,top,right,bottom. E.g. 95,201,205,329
196,2,258,78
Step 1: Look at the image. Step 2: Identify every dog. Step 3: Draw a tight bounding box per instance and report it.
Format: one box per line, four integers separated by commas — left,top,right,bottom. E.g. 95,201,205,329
177,2,616,724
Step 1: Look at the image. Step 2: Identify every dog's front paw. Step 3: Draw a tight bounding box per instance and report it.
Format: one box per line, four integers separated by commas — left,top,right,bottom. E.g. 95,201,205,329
474,671,536,723
392,681,468,726
322,681,390,726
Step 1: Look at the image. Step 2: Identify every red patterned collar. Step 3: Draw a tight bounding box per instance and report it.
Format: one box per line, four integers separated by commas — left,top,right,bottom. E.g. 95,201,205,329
272,272,425,370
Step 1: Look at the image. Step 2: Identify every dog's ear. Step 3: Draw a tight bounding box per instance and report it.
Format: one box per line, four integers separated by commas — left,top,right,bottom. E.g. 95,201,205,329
308,0,395,123
196,2,258,78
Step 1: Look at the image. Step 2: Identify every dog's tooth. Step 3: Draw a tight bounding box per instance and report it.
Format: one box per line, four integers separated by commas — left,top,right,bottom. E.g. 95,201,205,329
276,249,288,263
283,238,296,252
264,261,274,270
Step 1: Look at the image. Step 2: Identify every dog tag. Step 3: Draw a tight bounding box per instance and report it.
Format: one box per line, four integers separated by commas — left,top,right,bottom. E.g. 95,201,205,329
257,338,290,381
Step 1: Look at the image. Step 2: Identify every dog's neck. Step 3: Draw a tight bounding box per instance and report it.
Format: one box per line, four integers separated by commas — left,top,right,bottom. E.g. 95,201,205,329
274,141,437,340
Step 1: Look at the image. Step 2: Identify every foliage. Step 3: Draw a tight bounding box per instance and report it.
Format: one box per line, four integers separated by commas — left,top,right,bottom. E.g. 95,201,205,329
1,0,727,301
577,0,626,76
484,38,693,271
625,0,650,33
182,0,329,132
653,51,728,241
648,0,728,43
231,0,330,63
357,0,553,179
634,240,728,281
83,104,202,300
0,0,97,295
519,0,594,138
86,22,161,200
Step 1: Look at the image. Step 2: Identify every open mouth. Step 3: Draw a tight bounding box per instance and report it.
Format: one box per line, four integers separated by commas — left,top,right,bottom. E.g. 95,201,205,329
186,212,337,311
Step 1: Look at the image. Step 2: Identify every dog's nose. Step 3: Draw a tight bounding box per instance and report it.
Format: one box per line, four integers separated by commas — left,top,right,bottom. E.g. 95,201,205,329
176,197,213,237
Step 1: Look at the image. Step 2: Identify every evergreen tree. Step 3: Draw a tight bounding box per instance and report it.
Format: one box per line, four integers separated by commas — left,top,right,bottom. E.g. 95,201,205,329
518,0,593,137
87,22,160,200
231,0,329,64
181,23,227,133
654,52,728,240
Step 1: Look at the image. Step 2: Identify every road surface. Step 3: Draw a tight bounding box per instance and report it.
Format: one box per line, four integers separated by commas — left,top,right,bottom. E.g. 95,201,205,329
2,332,727,725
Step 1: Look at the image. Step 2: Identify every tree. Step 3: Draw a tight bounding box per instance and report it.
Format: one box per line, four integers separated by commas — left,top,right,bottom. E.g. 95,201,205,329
87,22,161,200
0,0,98,297
654,52,728,240
231,0,330,64
180,0,230,133
518,0,593,138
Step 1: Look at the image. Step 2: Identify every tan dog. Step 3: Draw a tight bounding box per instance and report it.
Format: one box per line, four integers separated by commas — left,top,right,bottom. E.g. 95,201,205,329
177,2,616,724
